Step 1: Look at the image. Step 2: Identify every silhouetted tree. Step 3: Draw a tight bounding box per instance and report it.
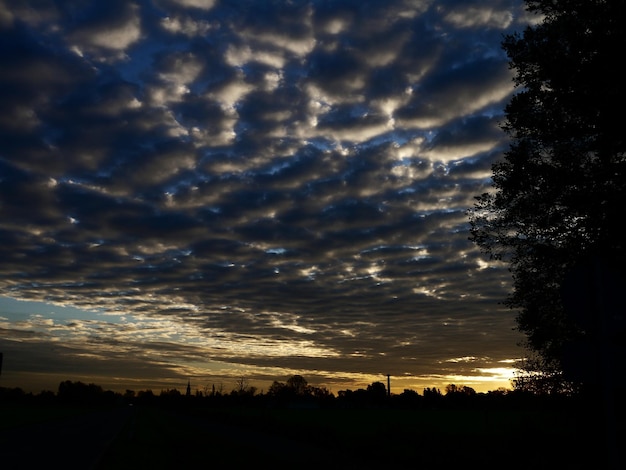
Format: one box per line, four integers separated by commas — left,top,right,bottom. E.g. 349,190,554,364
267,380,287,397
366,381,387,403
400,388,419,399
37,389,56,403
137,389,155,404
286,375,309,396
468,0,626,393
57,380,106,403
231,376,257,397
234,376,248,393
444,384,477,408
0,386,27,401
445,384,476,396
267,375,312,403
422,387,442,407
310,385,333,401
163,388,181,396
423,387,441,397
393,389,422,408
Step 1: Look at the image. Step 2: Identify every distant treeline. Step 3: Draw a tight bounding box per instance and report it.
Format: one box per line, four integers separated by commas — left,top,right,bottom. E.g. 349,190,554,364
0,375,594,410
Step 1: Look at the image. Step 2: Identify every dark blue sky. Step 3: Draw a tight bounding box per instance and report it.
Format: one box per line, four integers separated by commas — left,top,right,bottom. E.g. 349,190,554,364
0,0,536,394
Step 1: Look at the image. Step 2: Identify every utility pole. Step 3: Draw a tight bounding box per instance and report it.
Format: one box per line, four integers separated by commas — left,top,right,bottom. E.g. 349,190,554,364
386,374,390,397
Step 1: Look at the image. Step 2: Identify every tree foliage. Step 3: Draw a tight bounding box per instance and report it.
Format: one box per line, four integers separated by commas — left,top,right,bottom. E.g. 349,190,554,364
267,375,312,400
286,374,309,395
366,381,387,397
469,0,626,392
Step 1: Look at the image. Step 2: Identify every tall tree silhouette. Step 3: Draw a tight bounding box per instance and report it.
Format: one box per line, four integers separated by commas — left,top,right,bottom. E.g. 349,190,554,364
469,0,626,393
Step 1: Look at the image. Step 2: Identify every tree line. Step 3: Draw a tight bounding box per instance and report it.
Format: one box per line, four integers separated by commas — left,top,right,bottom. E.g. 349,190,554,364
0,375,591,410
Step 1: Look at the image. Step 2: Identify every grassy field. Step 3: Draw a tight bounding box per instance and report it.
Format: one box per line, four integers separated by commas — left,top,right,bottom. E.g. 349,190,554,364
94,405,608,469
0,401,103,429
1,400,616,468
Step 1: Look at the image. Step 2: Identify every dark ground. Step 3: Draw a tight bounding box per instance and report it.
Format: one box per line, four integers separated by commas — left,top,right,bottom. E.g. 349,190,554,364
0,401,621,469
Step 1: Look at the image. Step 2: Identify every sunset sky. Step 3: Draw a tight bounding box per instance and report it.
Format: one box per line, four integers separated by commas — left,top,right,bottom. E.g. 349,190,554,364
0,0,538,395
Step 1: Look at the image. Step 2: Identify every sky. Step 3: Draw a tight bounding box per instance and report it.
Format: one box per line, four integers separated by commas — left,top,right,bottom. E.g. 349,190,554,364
0,0,538,395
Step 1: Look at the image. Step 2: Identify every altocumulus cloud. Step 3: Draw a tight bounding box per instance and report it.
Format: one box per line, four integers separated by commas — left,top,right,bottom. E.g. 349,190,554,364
0,0,534,393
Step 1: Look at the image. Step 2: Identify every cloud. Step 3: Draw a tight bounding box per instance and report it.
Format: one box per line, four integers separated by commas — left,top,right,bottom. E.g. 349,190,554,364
163,0,217,10
0,0,528,393
65,1,142,61
441,2,515,29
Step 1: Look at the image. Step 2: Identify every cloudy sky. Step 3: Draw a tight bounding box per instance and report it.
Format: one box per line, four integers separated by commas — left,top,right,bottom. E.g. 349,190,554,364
0,0,537,395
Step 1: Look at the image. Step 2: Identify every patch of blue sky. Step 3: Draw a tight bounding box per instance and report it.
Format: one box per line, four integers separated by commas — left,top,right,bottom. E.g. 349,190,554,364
304,137,337,152
215,261,236,267
360,244,426,255
358,128,434,151
349,103,370,118
117,29,195,88
262,159,292,176
0,296,104,322
265,247,287,255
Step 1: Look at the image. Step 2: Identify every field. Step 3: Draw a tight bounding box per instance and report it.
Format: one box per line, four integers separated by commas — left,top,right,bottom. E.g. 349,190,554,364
1,401,618,469
96,404,609,468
